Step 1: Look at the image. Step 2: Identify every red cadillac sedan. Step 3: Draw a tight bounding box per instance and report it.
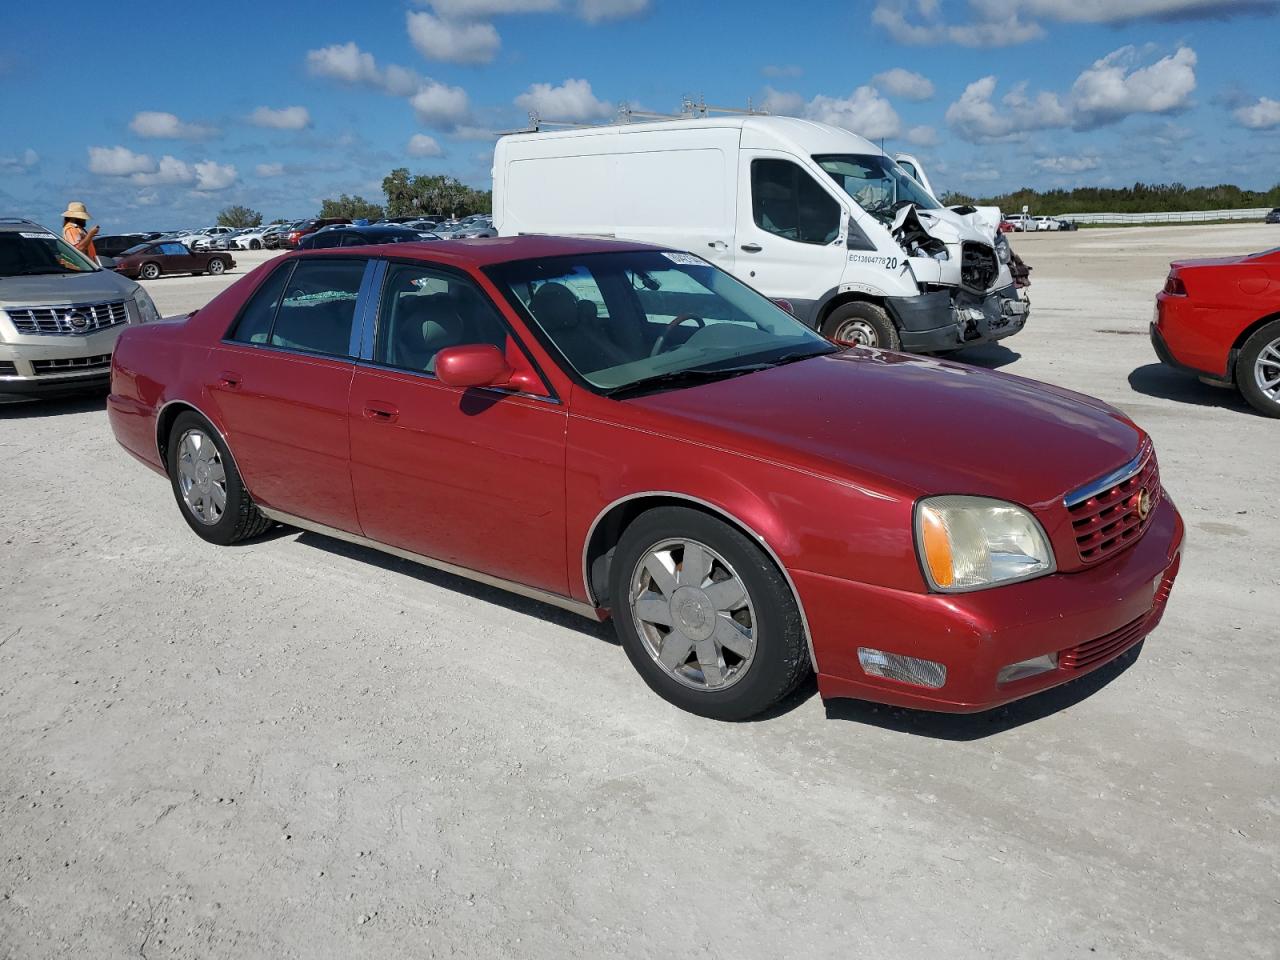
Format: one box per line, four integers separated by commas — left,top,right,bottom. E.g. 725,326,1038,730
107,236,1183,720
1152,246,1280,417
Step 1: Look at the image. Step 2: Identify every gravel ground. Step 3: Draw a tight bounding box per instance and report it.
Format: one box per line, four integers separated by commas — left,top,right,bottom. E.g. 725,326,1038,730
1,225,1277,959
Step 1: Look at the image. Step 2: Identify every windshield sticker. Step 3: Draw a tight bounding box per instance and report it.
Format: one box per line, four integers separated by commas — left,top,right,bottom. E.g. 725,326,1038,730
20,232,56,239
662,252,706,266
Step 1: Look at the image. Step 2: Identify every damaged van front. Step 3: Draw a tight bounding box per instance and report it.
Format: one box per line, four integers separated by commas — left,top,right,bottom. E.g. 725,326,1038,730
814,153,1029,351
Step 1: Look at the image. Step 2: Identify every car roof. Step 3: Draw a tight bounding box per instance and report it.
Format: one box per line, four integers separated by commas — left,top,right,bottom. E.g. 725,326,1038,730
292,233,657,268
0,217,54,234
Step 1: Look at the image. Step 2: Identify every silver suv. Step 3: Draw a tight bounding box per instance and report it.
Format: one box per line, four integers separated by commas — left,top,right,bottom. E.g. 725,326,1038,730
1,218,161,398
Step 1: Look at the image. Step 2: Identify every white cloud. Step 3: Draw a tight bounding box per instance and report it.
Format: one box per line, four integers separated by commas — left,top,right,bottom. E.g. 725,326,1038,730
407,133,445,157
194,161,238,192
411,81,472,126
872,67,935,101
307,41,383,87
1035,153,1102,173
515,78,614,121
577,0,649,21
873,0,1273,47
759,86,806,116
1069,45,1197,129
904,125,938,146
1232,96,1280,130
0,148,38,173
255,163,285,177
131,155,194,186
128,111,219,140
407,10,501,63
945,46,1196,141
248,106,312,130
807,86,902,140
88,145,155,176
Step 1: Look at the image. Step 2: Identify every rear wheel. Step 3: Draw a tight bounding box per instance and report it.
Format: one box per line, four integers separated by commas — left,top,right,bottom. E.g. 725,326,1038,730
1237,319,1280,418
166,412,273,545
140,262,161,280
208,258,226,276
609,507,810,720
822,301,901,350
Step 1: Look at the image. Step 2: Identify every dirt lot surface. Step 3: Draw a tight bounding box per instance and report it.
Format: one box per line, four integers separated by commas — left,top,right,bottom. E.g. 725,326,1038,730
2,225,1277,959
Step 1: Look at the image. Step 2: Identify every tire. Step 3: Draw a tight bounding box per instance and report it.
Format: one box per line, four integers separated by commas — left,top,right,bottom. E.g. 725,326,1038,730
140,262,161,280
208,258,226,276
609,506,810,720
822,301,901,350
250,240,261,250
1236,319,1280,418
166,411,273,545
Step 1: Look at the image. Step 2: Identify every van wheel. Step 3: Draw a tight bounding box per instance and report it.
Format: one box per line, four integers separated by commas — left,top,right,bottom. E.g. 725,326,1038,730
822,302,900,350
610,507,810,721
1237,319,1280,418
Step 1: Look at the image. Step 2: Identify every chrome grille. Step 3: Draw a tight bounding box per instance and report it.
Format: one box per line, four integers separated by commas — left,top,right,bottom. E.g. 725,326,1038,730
31,354,112,375
1065,445,1161,564
6,300,129,336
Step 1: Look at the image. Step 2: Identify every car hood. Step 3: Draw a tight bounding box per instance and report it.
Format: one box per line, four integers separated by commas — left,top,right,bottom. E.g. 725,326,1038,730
628,350,1142,507
0,269,139,306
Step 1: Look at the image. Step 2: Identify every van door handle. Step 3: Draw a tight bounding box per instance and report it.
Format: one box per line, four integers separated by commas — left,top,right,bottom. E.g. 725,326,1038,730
363,402,399,423
707,240,727,250
740,243,763,253
217,371,241,388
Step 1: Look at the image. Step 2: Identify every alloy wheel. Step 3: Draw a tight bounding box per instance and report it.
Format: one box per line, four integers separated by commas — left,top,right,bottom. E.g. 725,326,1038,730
176,429,226,525
141,263,160,280
1253,336,1280,402
209,260,225,275
629,538,756,690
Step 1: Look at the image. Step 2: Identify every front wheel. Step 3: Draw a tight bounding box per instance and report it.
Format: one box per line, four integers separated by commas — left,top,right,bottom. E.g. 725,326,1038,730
166,412,273,545
609,507,810,720
250,239,261,250
1237,319,1280,418
208,258,226,275
140,262,161,280
822,301,901,350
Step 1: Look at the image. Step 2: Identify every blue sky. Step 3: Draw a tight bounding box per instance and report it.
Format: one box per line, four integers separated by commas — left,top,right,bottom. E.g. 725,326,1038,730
2,0,1278,232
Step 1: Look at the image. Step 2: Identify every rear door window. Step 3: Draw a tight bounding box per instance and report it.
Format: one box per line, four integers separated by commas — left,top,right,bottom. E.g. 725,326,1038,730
269,259,367,358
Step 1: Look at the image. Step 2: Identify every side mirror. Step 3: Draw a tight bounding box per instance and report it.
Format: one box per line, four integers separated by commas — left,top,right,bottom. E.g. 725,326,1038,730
435,344,516,390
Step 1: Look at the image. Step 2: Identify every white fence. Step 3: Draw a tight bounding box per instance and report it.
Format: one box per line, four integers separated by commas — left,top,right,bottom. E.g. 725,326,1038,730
1058,208,1272,225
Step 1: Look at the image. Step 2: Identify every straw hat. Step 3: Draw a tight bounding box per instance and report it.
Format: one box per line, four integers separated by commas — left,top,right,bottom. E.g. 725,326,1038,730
61,201,92,221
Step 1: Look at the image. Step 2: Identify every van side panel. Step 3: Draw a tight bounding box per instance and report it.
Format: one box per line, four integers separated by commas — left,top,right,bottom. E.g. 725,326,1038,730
496,127,740,269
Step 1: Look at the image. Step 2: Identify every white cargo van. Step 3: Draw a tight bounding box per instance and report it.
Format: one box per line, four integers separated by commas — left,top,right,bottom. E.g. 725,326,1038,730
493,115,1028,351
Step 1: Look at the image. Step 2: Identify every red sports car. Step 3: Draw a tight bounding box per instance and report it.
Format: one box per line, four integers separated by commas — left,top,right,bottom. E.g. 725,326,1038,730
1152,246,1280,417
107,236,1183,720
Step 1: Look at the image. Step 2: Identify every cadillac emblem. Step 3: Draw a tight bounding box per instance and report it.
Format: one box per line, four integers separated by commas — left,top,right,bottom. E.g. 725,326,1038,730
1135,488,1152,521
67,310,90,332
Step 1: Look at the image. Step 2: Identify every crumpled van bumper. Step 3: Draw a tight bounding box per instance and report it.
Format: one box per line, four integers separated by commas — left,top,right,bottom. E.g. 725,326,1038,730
888,284,1029,352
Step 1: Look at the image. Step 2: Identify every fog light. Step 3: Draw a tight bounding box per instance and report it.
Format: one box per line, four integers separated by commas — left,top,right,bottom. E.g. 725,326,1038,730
858,648,946,689
997,652,1058,685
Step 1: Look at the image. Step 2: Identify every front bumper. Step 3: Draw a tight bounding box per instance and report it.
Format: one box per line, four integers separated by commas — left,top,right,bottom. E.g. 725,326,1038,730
0,320,129,397
798,495,1183,713
888,284,1029,353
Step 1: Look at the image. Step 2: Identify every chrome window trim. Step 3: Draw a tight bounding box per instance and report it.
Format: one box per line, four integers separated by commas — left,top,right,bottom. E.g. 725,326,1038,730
352,358,563,405
581,491,819,672
258,507,600,620
1063,445,1150,508
352,259,386,360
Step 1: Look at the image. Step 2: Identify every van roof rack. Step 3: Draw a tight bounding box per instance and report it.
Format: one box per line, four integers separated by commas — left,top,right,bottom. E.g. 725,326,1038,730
504,96,770,134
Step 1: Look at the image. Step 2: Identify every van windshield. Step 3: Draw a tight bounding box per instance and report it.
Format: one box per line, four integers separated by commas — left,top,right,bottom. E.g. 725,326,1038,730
486,250,836,397
0,231,100,277
814,154,940,225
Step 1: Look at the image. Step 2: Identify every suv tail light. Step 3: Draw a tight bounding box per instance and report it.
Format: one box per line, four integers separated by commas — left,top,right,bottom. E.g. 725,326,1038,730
1163,274,1187,296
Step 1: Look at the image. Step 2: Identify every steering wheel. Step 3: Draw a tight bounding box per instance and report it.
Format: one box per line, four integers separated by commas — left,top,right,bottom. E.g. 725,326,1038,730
650,314,705,356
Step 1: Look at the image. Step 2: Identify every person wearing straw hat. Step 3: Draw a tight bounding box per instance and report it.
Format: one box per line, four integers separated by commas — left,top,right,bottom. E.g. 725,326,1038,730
61,201,100,262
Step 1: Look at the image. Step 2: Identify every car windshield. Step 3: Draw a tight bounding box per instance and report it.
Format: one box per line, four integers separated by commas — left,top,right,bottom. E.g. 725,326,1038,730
0,231,100,277
814,153,940,225
486,250,837,396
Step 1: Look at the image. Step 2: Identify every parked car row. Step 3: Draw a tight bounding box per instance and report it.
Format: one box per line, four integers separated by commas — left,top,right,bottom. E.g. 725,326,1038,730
1001,214,1077,232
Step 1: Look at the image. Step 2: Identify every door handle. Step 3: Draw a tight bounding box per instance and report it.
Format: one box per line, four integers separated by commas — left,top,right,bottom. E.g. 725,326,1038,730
363,402,399,423
217,371,241,388
740,243,762,253
707,240,728,250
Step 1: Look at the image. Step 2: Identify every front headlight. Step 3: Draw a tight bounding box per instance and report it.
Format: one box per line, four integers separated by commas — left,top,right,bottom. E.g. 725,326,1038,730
994,232,1012,264
133,288,161,324
915,495,1054,592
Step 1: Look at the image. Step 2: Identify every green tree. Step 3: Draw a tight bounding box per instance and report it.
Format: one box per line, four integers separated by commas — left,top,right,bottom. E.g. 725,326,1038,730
217,205,263,228
381,168,491,218
318,194,385,221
